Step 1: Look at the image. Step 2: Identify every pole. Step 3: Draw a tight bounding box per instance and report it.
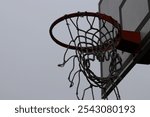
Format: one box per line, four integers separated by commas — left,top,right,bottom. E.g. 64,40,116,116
98,0,104,99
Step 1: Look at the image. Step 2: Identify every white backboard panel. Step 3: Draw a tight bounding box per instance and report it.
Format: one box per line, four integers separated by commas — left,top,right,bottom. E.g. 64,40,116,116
99,0,150,98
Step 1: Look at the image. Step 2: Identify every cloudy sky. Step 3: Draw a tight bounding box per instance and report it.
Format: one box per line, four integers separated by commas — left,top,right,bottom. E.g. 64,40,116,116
0,0,150,100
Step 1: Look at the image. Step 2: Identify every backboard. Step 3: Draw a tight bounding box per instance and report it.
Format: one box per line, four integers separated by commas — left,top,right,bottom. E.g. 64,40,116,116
99,0,150,99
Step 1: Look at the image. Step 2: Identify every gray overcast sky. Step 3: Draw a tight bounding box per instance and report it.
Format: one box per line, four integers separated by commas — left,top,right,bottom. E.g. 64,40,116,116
0,0,150,100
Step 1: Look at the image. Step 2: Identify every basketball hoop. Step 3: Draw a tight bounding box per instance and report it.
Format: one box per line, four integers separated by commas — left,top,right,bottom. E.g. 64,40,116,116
50,12,121,52
49,12,141,100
